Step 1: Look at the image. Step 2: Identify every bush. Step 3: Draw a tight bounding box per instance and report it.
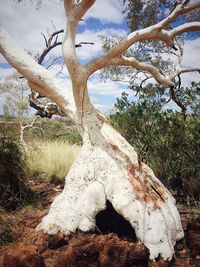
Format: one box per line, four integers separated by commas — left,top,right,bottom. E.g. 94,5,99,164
110,93,200,197
0,210,17,246
0,123,35,211
24,118,82,144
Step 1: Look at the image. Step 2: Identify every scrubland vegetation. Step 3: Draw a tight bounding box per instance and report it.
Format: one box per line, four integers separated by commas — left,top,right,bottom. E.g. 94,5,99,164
110,92,200,198
0,83,200,243
0,97,200,249
27,139,80,184
0,118,81,212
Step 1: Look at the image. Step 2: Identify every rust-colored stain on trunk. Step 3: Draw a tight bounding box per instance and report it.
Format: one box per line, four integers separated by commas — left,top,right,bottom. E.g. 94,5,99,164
108,142,118,150
97,113,108,123
128,164,166,209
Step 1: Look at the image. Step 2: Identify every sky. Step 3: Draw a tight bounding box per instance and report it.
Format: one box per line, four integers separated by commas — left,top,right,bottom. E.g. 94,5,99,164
0,0,200,114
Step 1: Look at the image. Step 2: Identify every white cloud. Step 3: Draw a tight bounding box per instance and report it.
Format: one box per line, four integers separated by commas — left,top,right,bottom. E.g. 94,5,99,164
0,0,65,53
0,0,125,56
180,38,200,86
85,0,124,24
182,38,200,69
76,28,127,61
88,78,134,97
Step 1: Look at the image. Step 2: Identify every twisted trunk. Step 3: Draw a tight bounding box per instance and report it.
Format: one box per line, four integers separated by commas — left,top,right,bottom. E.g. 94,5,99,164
1,2,189,257
37,97,183,260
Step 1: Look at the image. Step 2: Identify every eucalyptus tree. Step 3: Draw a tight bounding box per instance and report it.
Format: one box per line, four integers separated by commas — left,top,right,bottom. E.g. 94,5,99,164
1,0,200,261
0,72,30,118
102,0,200,112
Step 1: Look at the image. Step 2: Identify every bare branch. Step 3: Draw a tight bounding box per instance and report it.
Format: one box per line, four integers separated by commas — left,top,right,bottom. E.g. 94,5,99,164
41,32,48,48
20,116,44,146
38,41,62,65
47,29,64,47
140,76,153,89
75,41,95,48
0,27,75,120
109,78,132,83
179,68,200,75
29,95,65,118
38,30,64,65
170,67,200,81
38,29,94,66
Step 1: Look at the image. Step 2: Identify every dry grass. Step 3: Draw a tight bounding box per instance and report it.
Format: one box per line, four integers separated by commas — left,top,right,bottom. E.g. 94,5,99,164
27,140,80,182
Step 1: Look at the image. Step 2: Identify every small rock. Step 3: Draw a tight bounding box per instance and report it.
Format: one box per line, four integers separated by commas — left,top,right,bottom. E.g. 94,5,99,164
171,261,192,267
150,260,170,267
48,232,68,249
3,242,45,267
54,232,149,267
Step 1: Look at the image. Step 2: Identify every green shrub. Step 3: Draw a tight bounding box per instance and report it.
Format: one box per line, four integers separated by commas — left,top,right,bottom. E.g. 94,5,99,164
0,210,17,246
110,93,200,197
25,118,82,144
0,124,35,211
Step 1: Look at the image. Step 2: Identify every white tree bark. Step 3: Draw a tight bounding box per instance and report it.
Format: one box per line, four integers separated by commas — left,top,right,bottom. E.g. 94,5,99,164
0,28,76,120
1,0,200,261
37,106,184,260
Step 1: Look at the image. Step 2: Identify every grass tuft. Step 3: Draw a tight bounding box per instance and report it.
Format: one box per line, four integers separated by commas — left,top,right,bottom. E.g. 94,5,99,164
27,140,80,183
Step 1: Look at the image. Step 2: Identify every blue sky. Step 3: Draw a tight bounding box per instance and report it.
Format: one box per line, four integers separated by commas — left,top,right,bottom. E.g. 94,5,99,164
0,0,200,114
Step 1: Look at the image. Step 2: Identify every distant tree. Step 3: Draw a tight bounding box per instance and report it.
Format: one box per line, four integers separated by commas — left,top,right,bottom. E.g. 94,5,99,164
1,0,200,260
0,72,30,118
100,0,200,113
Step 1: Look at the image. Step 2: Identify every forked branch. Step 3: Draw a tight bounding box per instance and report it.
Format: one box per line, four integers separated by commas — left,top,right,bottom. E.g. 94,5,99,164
86,1,200,86
38,29,64,65
0,27,75,120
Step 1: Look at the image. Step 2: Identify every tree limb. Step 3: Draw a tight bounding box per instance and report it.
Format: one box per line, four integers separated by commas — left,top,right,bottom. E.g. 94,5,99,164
38,41,62,65
72,0,96,22
37,29,64,65
170,67,200,81
89,56,175,87
170,22,200,38
41,32,48,48
75,41,95,48
86,2,200,77
170,86,187,113
29,95,65,118
177,68,200,77
0,27,75,120
63,0,96,77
